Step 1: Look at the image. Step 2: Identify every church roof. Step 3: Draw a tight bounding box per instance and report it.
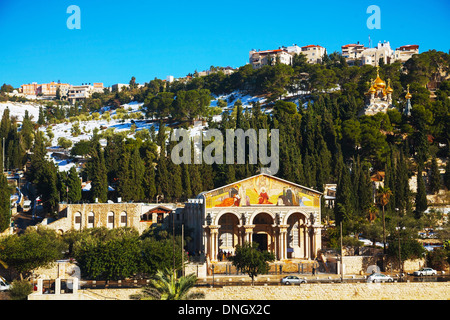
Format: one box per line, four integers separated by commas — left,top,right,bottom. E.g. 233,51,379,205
199,173,323,197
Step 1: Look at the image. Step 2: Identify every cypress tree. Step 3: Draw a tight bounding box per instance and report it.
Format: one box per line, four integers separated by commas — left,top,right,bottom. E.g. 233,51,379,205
0,169,10,232
66,166,82,203
21,110,34,150
117,149,132,200
415,164,428,219
90,141,108,203
182,163,192,200
428,156,441,194
129,147,145,201
334,164,353,227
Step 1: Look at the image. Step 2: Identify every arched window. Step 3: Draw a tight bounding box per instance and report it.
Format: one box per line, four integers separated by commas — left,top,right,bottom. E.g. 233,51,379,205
107,212,114,229
74,212,82,230
120,212,127,227
88,212,95,228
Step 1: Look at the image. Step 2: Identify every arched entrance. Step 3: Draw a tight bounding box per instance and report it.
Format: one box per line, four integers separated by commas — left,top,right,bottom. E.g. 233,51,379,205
287,213,307,259
218,213,239,255
252,213,274,252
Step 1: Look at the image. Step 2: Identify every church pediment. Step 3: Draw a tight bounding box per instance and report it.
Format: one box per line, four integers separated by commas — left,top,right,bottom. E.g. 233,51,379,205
202,174,322,209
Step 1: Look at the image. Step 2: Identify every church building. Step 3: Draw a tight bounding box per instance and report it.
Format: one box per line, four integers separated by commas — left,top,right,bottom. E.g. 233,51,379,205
183,174,323,262
360,66,396,116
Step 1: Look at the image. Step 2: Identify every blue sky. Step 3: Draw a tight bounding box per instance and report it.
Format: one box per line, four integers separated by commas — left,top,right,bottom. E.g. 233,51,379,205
1,0,449,87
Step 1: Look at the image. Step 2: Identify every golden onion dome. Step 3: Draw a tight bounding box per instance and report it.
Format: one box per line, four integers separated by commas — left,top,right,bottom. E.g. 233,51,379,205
405,84,412,99
365,80,376,95
386,79,393,94
374,66,386,89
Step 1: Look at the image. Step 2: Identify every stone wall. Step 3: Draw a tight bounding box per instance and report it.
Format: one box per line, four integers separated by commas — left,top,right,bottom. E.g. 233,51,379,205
72,282,450,300
191,282,450,300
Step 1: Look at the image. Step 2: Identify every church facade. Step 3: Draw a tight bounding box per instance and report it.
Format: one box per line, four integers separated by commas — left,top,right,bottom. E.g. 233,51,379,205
184,174,323,262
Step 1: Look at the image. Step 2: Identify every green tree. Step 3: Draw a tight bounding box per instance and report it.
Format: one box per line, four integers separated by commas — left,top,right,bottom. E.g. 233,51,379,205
139,269,204,300
334,165,353,227
66,166,82,203
0,227,66,279
376,186,392,254
0,173,10,233
89,141,108,203
229,242,275,286
73,228,141,280
20,110,34,150
428,156,441,194
415,165,428,219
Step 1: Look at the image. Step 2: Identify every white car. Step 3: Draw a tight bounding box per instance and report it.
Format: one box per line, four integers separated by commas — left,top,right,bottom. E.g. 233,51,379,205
281,276,307,285
413,268,437,276
367,273,393,283
0,277,10,291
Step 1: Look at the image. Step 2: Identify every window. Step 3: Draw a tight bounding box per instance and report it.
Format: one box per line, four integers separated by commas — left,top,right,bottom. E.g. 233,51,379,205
107,212,114,229
74,212,82,230
88,212,94,228
120,212,127,227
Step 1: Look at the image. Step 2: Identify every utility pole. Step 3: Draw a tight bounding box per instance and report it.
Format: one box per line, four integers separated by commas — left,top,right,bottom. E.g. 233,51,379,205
173,209,176,277
182,223,185,276
340,221,344,283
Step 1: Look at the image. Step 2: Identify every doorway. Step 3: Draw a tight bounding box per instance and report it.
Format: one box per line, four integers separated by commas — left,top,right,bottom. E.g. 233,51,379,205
252,233,268,251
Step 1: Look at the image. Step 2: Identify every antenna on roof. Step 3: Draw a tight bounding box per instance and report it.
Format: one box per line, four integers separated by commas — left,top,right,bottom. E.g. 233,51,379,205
368,35,371,48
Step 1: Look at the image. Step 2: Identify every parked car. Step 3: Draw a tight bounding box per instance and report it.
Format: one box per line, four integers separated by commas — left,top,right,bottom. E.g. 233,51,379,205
366,273,393,283
281,276,307,285
0,277,10,291
413,268,437,276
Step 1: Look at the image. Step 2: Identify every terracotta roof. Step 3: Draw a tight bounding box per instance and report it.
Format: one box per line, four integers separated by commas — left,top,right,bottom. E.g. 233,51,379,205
301,44,323,48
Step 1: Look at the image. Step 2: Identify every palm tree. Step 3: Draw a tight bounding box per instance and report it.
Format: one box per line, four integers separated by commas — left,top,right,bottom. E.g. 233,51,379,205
367,204,378,222
140,269,204,300
376,186,393,254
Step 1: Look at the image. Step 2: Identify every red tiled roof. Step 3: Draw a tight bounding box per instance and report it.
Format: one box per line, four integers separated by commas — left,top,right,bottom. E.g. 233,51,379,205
301,44,323,48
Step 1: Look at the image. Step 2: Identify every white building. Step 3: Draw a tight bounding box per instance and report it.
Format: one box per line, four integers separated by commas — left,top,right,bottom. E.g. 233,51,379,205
341,43,367,65
360,41,395,66
394,45,419,63
300,45,326,64
249,48,294,69
67,84,93,104
111,83,129,92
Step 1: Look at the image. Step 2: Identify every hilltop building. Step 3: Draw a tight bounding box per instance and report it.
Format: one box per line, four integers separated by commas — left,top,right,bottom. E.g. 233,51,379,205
341,43,367,65
249,44,326,69
341,41,419,66
20,81,70,98
394,45,420,63
249,48,294,69
67,83,104,104
300,45,326,64
360,66,395,116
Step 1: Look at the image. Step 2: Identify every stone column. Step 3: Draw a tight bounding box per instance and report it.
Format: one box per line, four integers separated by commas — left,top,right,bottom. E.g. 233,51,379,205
55,278,61,295
305,227,310,260
209,226,219,262
72,277,78,295
299,226,305,258
279,225,288,261
37,279,43,294
243,225,254,244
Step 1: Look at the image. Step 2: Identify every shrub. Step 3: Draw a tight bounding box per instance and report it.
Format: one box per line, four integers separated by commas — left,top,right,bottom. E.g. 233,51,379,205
9,280,33,300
